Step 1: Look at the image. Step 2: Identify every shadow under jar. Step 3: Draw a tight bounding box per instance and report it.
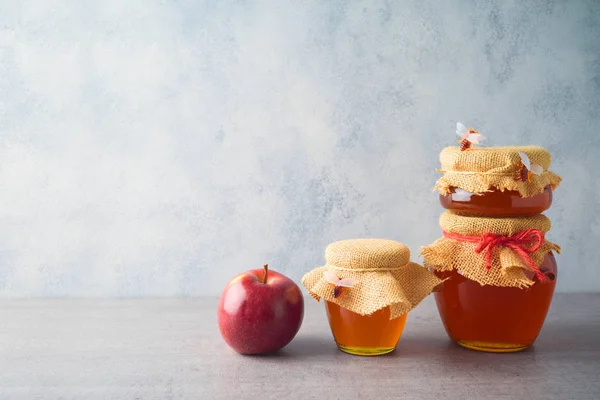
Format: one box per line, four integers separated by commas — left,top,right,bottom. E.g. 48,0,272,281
433,188,558,352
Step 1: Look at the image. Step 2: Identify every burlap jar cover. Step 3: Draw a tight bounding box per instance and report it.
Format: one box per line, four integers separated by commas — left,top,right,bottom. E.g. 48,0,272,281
421,212,561,289
302,239,443,320
435,146,562,197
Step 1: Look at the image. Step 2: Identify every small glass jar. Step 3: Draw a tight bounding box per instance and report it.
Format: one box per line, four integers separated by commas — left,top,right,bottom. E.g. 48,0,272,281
440,186,552,216
302,239,442,356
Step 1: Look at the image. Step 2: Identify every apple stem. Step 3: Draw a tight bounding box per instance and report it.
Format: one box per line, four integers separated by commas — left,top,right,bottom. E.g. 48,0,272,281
262,264,269,284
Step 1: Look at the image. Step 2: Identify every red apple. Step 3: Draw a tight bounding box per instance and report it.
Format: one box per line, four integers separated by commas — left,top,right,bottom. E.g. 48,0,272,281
217,264,304,354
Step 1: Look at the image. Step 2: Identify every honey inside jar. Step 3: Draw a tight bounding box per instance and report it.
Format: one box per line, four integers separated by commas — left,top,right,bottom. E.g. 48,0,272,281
325,302,407,356
439,186,552,216
433,253,557,352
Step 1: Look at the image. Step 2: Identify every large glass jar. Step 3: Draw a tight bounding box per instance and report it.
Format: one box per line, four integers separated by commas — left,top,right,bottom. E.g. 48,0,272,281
434,251,557,352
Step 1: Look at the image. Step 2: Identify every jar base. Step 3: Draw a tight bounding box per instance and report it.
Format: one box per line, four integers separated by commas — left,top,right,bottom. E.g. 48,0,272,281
336,343,396,356
457,340,530,353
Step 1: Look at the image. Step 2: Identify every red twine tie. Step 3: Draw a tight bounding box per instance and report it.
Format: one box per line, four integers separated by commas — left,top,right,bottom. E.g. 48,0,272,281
443,228,546,282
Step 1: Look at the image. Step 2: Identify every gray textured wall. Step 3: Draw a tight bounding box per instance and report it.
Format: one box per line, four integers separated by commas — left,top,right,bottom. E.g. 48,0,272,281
0,0,598,296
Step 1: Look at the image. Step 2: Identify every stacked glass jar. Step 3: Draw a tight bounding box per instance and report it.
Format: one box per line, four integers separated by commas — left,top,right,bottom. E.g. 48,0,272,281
422,145,562,352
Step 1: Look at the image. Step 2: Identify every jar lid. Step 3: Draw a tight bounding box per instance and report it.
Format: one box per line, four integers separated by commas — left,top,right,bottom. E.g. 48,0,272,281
302,239,442,319
325,238,411,271
421,211,561,288
435,145,562,197
440,211,552,236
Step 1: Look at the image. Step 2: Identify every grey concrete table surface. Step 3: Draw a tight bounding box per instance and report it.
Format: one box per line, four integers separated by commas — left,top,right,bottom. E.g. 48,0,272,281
0,294,599,400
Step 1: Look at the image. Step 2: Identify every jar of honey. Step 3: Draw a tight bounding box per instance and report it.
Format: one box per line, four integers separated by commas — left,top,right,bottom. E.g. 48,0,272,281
423,144,562,353
439,186,553,216
302,239,442,356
